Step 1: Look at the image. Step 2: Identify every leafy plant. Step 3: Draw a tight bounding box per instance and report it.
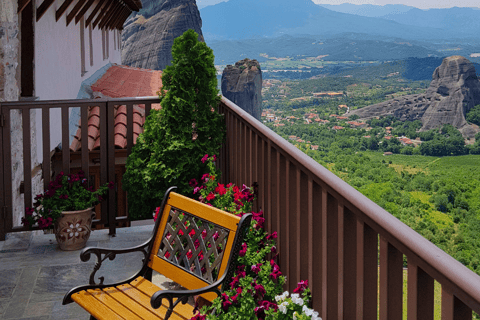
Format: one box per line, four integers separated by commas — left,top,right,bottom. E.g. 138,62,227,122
21,171,112,230
188,156,318,320
123,29,225,219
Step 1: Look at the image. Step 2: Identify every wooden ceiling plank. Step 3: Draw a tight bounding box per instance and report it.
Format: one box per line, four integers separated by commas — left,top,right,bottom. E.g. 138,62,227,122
86,0,106,26
75,0,96,24
93,0,114,29
66,0,87,26
111,7,129,30
102,3,123,29
36,0,55,22
18,0,31,14
56,0,75,21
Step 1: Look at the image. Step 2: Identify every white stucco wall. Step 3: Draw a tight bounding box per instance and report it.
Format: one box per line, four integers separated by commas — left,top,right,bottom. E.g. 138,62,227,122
34,0,122,157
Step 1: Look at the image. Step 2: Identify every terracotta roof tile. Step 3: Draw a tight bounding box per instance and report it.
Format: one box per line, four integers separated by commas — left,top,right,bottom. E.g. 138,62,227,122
70,65,162,152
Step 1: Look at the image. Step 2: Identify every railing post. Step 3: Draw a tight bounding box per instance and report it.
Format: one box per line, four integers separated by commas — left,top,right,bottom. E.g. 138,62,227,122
106,100,116,236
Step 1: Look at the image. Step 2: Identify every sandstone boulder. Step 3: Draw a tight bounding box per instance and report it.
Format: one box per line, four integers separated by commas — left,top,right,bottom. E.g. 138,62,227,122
121,0,203,71
221,59,263,120
348,56,480,138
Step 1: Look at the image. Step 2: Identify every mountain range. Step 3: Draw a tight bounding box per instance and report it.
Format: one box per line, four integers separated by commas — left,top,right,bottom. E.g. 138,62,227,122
200,0,480,41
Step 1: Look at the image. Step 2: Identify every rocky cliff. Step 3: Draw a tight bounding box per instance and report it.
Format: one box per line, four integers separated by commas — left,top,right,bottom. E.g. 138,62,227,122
121,0,203,71
347,56,480,138
221,59,263,120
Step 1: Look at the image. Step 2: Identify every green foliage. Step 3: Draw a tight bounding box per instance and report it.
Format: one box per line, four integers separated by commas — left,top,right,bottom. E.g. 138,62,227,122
466,104,480,126
22,171,112,230
122,30,225,220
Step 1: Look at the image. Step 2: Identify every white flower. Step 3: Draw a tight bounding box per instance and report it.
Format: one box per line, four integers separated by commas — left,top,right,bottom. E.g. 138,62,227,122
311,311,321,320
278,302,288,314
292,295,303,306
303,305,313,316
293,311,298,320
275,295,283,302
291,293,299,300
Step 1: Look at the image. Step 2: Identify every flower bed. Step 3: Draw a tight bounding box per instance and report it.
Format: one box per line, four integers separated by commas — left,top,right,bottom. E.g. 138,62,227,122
157,155,321,320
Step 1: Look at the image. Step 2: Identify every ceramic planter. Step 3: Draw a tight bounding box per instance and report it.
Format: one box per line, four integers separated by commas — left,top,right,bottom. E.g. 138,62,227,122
54,207,95,251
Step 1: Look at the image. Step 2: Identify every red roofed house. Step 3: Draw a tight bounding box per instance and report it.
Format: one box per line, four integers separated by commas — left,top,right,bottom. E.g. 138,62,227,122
54,65,162,224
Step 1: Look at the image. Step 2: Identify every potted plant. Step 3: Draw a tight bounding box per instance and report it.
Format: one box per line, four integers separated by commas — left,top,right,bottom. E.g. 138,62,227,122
22,171,113,250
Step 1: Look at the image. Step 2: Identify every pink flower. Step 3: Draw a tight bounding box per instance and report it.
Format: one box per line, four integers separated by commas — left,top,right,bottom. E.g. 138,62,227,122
153,207,161,221
266,231,278,240
213,155,217,161
189,179,198,187
25,207,34,216
59,194,68,200
251,263,262,274
201,173,210,181
239,243,247,257
201,154,209,163
108,181,115,189
293,280,309,294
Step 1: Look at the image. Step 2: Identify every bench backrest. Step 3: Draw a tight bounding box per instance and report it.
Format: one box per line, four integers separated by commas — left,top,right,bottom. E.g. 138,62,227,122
147,191,249,302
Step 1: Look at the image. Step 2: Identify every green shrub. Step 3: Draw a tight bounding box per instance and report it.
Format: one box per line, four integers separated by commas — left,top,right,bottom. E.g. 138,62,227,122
122,29,225,220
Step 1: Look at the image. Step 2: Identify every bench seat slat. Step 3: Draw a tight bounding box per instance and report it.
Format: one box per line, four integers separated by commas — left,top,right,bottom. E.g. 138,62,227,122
117,283,188,320
87,288,144,320
131,277,194,319
72,291,125,320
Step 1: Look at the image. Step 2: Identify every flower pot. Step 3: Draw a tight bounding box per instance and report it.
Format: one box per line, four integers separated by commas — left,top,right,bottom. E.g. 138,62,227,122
54,207,95,251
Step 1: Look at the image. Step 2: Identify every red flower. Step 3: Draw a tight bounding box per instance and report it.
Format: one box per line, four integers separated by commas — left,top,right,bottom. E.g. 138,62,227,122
59,194,68,200
189,179,198,187
215,183,227,195
239,243,247,257
153,207,161,222
201,154,209,163
108,181,115,189
25,207,34,216
206,193,215,201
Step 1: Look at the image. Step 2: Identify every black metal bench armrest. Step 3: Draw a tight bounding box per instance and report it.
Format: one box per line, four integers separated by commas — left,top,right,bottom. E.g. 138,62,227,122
80,240,152,286
151,280,222,320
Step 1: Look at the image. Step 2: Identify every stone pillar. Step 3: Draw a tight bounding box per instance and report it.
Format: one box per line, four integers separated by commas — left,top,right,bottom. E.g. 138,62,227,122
221,59,262,121
0,0,20,102
1,0,42,228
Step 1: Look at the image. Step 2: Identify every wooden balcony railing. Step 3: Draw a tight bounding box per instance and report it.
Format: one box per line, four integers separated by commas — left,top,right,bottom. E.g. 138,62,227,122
1,95,480,319
0,97,160,238
218,96,480,320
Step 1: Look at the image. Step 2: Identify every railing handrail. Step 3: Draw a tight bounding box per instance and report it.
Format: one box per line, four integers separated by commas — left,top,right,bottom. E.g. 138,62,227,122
220,96,480,313
0,96,161,108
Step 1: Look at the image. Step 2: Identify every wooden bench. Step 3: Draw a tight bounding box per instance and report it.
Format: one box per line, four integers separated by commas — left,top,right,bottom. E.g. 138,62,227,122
63,187,252,320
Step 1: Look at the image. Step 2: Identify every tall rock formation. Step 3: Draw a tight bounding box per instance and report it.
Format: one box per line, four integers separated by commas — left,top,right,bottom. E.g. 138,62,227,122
122,0,203,71
348,56,480,138
221,59,262,120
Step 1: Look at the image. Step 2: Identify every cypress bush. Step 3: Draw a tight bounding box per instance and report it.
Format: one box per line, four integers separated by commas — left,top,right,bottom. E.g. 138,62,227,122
122,29,225,220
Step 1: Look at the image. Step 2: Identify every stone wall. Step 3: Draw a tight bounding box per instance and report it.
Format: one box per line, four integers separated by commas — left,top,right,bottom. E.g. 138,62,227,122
1,0,42,228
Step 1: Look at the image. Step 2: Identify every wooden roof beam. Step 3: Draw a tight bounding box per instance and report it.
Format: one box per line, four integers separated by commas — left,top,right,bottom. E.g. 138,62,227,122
123,0,141,11
113,8,131,30
55,0,74,21
110,7,129,30
75,0,96,24
66,0,86,26
93,0,114,29
98,1,121,30
18,0,31,14
86,0,107,26
36,0,55,22
103,3,124,29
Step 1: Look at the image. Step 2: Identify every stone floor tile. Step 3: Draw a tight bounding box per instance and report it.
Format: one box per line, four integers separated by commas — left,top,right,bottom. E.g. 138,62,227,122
0,233,32,253
51,301,89,320
0,270,22,299
22,301,55,318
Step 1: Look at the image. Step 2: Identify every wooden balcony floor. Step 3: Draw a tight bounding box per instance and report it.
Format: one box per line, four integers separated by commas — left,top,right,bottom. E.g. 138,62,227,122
0,222,179,320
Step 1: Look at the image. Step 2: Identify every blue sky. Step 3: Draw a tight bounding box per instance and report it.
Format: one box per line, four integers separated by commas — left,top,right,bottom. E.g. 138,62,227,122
196,0,480,10
312,0,480,9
